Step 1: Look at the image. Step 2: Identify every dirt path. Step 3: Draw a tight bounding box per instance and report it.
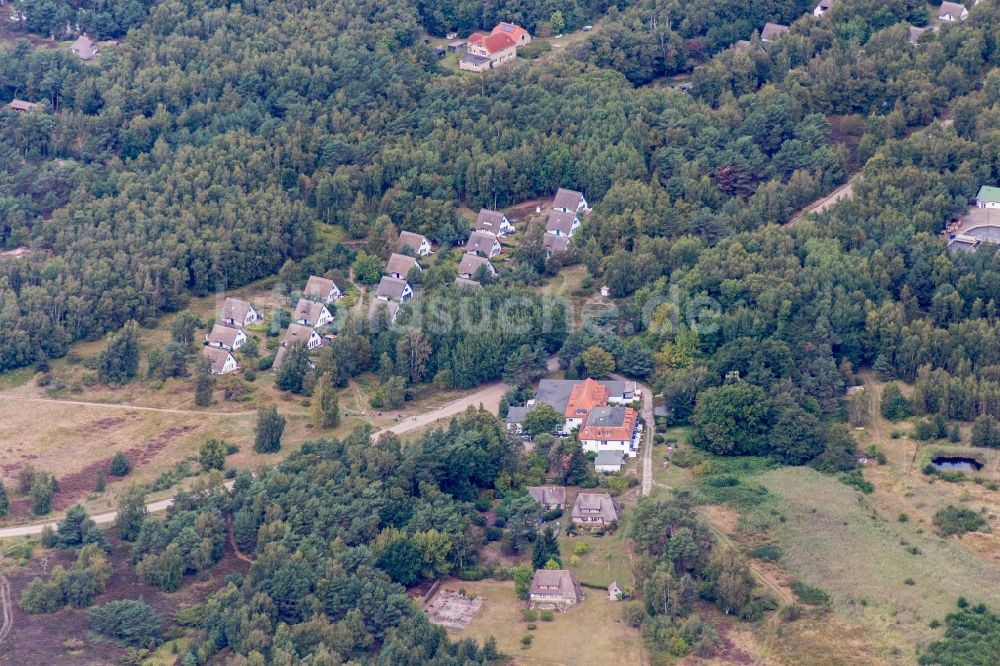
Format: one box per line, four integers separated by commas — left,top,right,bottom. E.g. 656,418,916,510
370,382,509,441
786,177,856,226
0,393,255,417
348,379,365,413
226,515,254,564
0,574,11,646
702,511,794,606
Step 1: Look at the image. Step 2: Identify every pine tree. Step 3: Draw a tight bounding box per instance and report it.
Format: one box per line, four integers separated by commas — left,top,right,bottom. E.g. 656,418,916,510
109,452,131,477
194,357,215,406
311,373,341,428
254,405,286,453
94,469,105,492
0,479,8,517
532,526,561,570
276,342,311,393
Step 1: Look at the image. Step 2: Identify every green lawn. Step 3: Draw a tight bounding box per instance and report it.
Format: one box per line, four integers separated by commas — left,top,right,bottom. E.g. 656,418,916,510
564,513,633,589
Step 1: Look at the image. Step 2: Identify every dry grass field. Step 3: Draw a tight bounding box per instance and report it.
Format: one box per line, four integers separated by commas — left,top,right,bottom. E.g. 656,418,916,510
442,579,644,666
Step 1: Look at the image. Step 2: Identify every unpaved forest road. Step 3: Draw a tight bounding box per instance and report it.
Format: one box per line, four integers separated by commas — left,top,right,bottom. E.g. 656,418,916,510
370,382,508,440
786,176,857,225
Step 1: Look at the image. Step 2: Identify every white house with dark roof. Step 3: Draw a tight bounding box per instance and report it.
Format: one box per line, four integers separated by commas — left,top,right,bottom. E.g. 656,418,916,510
545,210,580,238
202,346,239,375
205,323,247,351
385,253,421,280
70,34,99,60
552,188,589,214
760,22,789,42
369,298,400,325
398,231,432,257
937,1,968,21
544,234,570,258
283,323,323,350
465,231,503,258
475,209,514,236
376,276,413,302
458,254,496,280
303,276,343,303
220,297,261,328
293,299,333,327
595,450,626,473
813,0,834,17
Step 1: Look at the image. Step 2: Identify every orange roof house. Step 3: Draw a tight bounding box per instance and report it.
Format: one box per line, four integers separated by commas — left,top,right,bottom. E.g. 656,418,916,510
493,22,531,45
564,378,611,418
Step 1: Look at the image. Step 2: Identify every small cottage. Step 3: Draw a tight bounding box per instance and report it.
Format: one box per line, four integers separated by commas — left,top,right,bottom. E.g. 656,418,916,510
375,276,413,302
385,253,421,280
202,346,239,375
283,323,323,350
205,323,247,351
293,299,333,328
220,298,262,328
303,276,343,303
398,231,433,257
528,569,582,611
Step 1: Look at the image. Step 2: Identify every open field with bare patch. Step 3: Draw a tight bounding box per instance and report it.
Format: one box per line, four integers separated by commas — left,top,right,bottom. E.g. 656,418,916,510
443,579,644,666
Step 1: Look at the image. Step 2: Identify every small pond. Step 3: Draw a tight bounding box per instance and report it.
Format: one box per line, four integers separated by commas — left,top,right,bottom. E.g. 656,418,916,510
932,456,983,473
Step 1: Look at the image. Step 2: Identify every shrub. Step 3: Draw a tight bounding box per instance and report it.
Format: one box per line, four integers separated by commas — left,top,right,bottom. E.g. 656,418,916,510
199,439,228,472
898,513,909,523
458,567,486,581
933,505,988,537
573,542,592,556
520,634,534,647
749,544,782,562
791,581,830,606
540,610,554,622
522,610,538,622
839,470,874,494
904,578,916,586
89,600,162,647
526,623,537,630
109,452,131,477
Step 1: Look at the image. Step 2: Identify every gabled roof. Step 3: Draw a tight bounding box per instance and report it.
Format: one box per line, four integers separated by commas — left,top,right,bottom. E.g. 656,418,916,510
529,569,580,601
376,276,410,300
368,298,399,323
938,1,967,17
9,100,38,111
595,450,625,468
546,211,578,235
221,297,254,324
908,26,927,44
458,254,494,278
71,35,98,59
465,230,501,254
760,22,789,41
544,234,570,254
527,486,566,507
977,185,1000,204
565,378,610,417
303,275,339,300
398,231,428,253
293,299,330,325
552,188,584,211
493,22,529,42
283,323,318,346
206,323,243,348
571,492,620,522
471,31,516,54
454,276,482,289
386,253,420,277
475,209,508,233
202,346,237,374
